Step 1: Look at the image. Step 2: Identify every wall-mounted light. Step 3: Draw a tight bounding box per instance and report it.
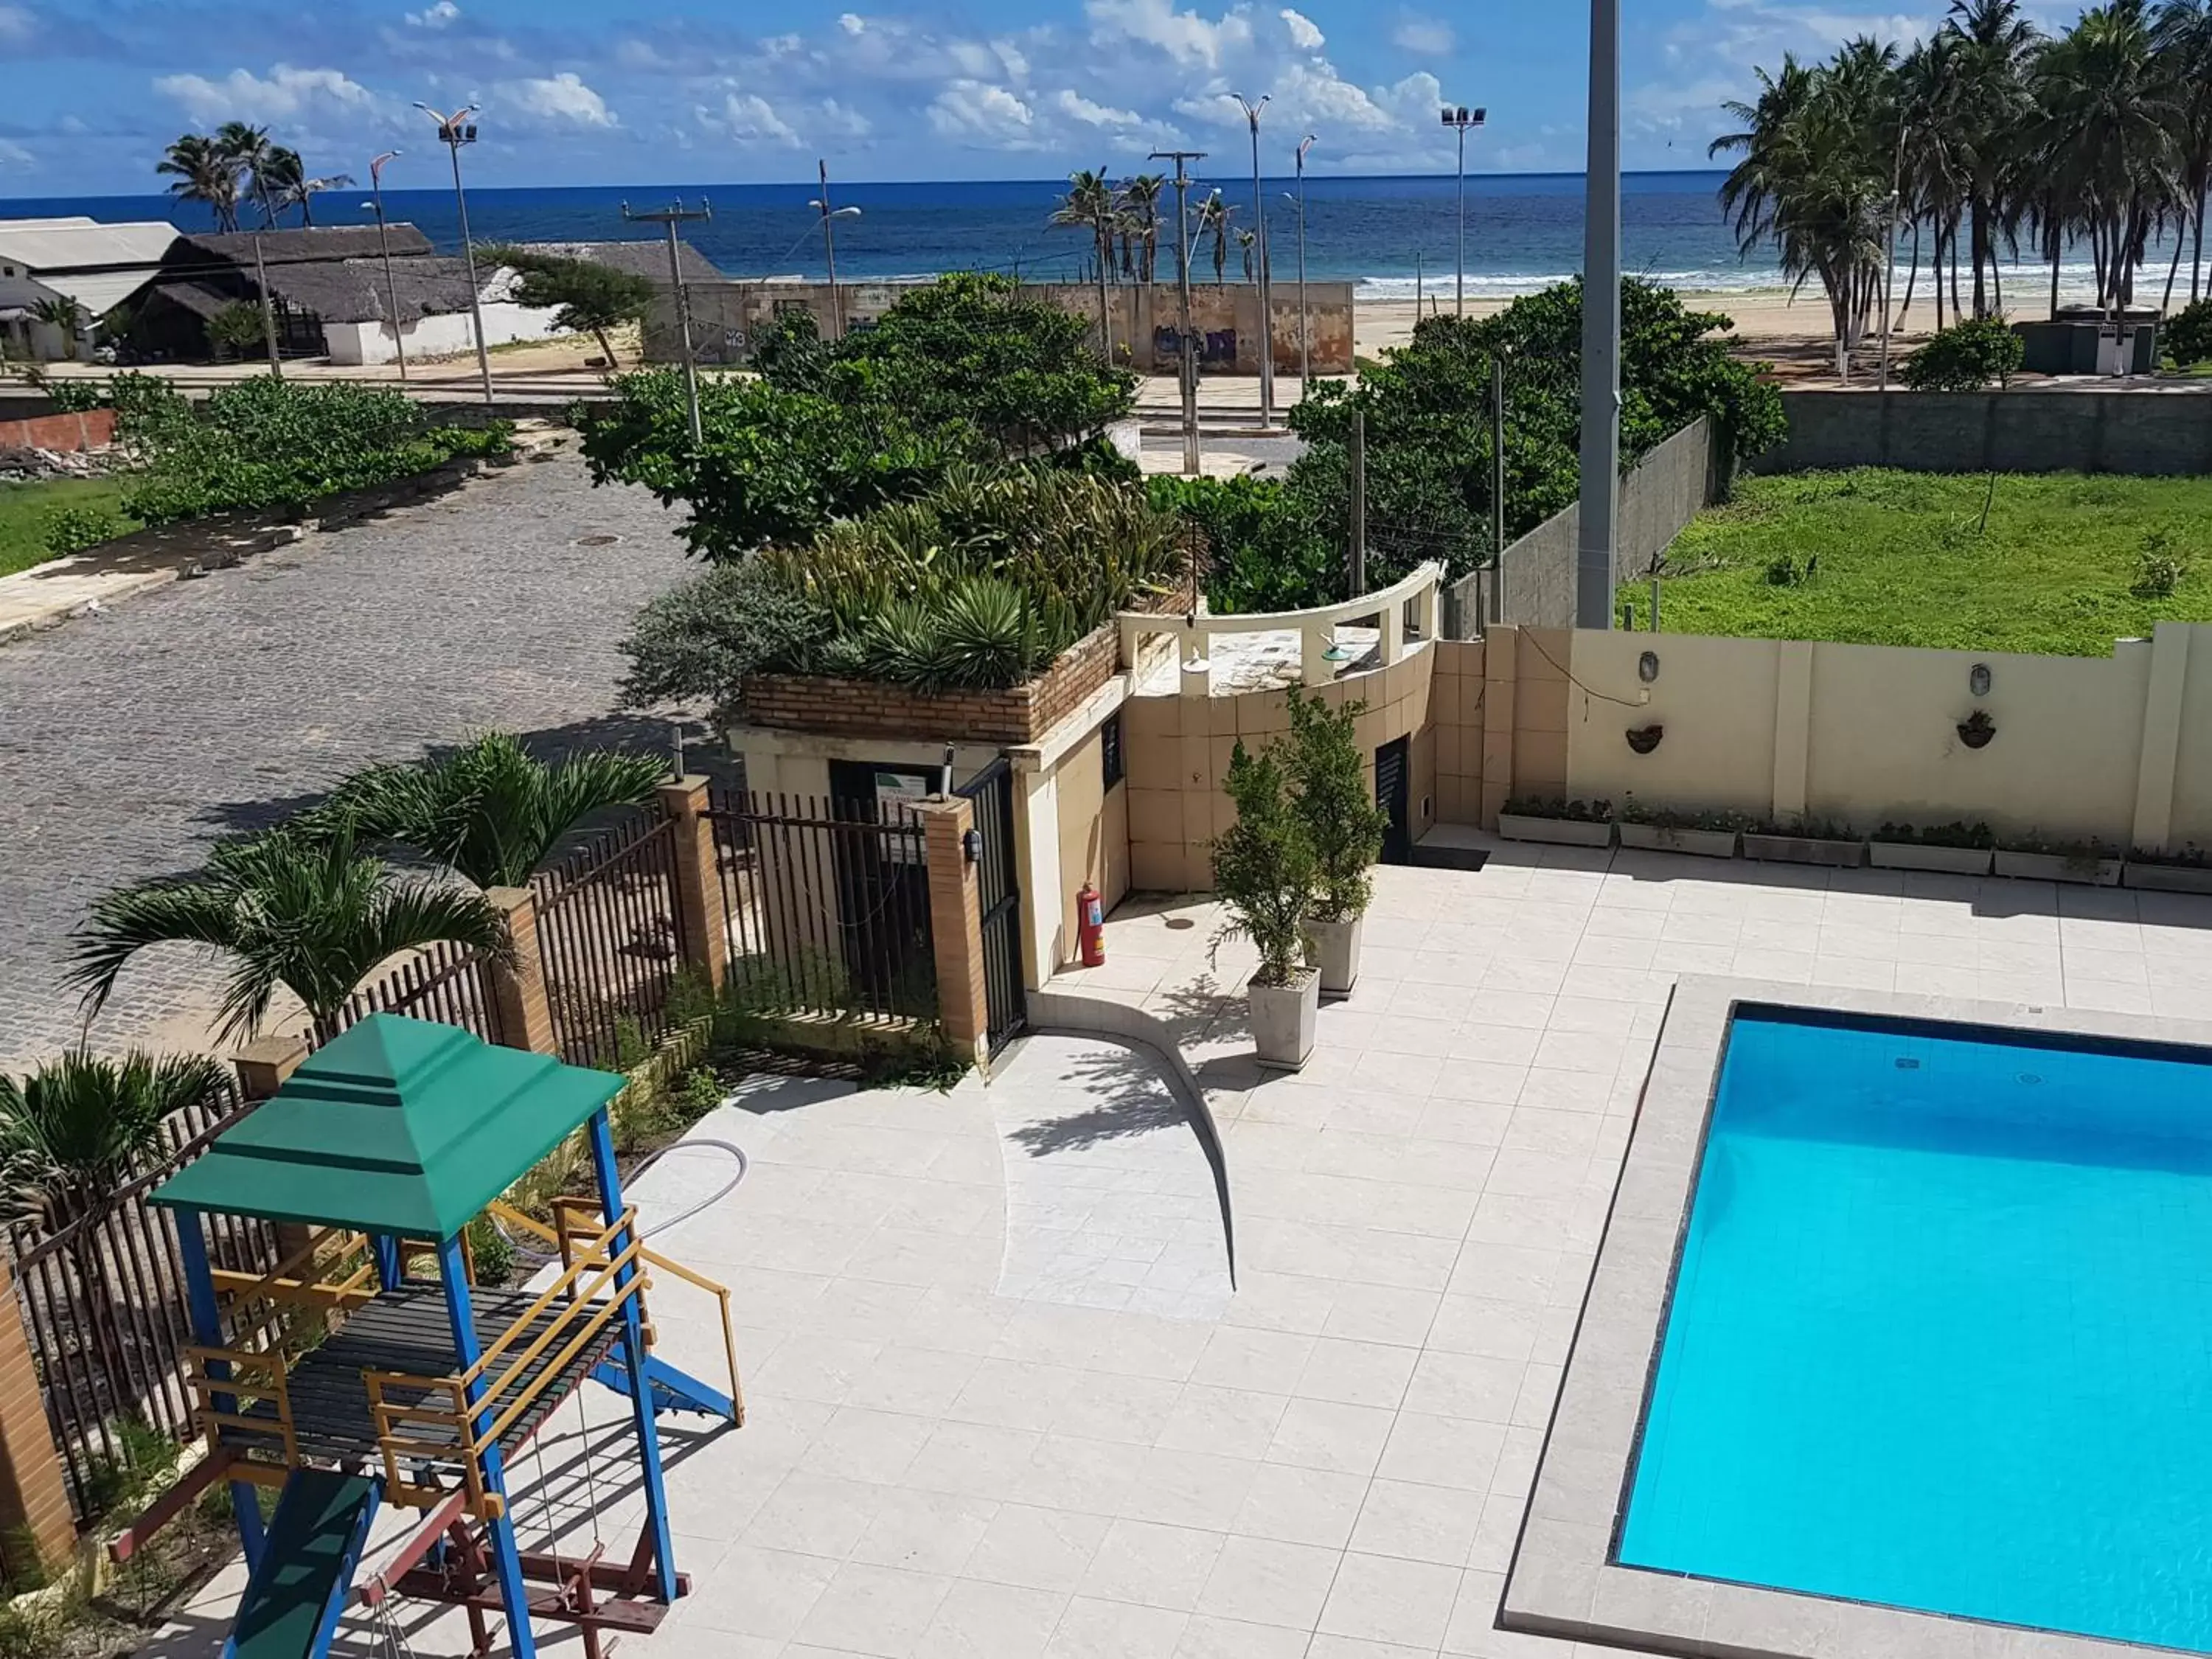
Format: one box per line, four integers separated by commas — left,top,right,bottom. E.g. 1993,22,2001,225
962,828,984,865
1969,663,1992,697
1638,650,1660,684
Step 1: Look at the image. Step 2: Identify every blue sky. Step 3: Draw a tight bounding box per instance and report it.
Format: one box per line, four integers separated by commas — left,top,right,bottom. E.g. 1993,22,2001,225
0,0,1954,195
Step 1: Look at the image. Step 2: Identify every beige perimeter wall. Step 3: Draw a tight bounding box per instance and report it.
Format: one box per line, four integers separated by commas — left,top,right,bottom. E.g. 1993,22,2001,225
1050,723,1130,964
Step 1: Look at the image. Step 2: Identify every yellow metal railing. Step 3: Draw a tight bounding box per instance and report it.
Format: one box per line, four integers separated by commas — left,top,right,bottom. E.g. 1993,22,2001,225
181,1344,299,1467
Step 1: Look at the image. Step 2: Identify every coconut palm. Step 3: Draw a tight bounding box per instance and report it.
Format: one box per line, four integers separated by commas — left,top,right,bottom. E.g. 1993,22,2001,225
254,147,353,226
1237,227,1258,283
68,827,511,1043
0,1051,225,1230
215,122,284,226
307,732,670,890
1121,173,1166,282
156,133,243,232
1051,167,1121,355
2153,0,2212,300
1198,190,1235,286
1944,0,2039,316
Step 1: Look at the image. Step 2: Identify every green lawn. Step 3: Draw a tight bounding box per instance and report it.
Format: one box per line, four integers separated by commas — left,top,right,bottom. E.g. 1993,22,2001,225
1630,468,2212,656
0,476,141,578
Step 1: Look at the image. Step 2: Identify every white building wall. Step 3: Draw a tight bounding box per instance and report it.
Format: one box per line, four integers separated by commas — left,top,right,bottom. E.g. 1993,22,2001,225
323,301,566,366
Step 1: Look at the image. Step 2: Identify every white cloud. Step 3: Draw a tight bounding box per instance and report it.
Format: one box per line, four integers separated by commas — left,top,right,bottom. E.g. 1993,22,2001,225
1054,88,1146,128
153,64,383,127
1280,7,1324,49
839,11,866,32
0,138,33,170
1391,13,1455,53
405,0,460,27
815,99,874,139
0,6,29,45
927,79,1037,146
702,90,800,146
1085,0,1253,70
499,72,616,128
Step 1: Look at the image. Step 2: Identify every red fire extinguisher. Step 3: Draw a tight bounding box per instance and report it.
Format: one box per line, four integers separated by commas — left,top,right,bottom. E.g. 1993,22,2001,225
1077,882,1107,967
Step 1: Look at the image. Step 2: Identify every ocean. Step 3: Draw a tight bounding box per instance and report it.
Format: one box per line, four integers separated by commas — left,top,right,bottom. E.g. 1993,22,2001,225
1,170,1783,299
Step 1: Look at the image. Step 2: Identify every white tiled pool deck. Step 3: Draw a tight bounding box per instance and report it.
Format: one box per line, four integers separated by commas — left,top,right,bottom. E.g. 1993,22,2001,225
148,840,2212,1659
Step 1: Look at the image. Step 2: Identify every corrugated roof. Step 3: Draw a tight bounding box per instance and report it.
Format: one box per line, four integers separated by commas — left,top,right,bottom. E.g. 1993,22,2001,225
0,220,179,272
150,1014,625,1239
40,270,159,316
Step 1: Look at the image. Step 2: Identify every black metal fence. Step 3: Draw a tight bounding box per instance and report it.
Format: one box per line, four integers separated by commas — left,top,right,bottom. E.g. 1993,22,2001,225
531,804,690,1069
703,788,937,1023
7,1078,283,1525
956,760,1028,1054
311,936,505,1051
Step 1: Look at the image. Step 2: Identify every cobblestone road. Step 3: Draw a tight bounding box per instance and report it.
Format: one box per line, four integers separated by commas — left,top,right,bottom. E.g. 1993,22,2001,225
0,455,700,1068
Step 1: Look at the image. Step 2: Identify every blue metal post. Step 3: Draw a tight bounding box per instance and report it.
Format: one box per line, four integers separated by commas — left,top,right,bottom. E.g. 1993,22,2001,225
438,1237,537,1659
175,1210,266,1568
372,1234,403,1290
587,1107,678,1601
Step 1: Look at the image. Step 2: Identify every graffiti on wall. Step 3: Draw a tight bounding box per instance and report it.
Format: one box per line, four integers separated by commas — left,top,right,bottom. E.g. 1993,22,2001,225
1153,327,1240,366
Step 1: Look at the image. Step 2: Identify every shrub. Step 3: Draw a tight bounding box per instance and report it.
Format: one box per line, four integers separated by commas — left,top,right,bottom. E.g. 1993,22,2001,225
206,302,269,361
466,1215,515,1287
1875,820,1995,848
44,378,102,414
2165,298,2212,366
620,557,837,712
43,504,124,555
2132,529,2188,598
1284,686,1390,925
1900,319,2024,392
485,248,655,364
1503,796,1613,821
1145,473,1335,614
1211,739,1319,987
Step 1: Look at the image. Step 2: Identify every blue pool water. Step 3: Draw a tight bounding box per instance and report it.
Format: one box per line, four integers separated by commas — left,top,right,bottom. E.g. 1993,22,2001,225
1619,1007,2212,1652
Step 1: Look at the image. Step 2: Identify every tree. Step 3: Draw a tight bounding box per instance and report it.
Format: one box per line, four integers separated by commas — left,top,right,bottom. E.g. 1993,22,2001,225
206,301,266,361
1237,227,1258,283
1199,191,1235,285
67,827,512,1043
1283,686,1390,925
1051,168,1119,354
260,149,354,226
1211,740,1318,988
1946,0,2038,317
0,1051,225,1229
2154,0,2212,301
493,250,655,364
310,732,669,889
157,133,242,232
1121,173,1166,282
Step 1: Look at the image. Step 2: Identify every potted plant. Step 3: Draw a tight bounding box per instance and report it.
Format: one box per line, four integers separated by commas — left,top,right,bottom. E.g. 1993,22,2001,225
1498,796,1615,849
1994,832,2124,887
2126,844,2212,895
1615,795,1751,859
1212,739,1323,1071
1284,686,1391,998
1743,817,1866,868
1867,820,1996,875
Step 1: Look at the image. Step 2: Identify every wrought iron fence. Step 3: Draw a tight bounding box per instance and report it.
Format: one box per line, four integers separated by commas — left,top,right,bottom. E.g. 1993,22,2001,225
7,1077,283,1525
311,936,505,1051
531,804,689,1070
703,788,937,1024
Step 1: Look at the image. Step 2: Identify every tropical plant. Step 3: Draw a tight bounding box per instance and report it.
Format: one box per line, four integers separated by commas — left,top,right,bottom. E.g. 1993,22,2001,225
206,301,266,361
28,296,83,335
1900,316,2025,387
2165,294,2212,358
1199,191,1235,286
1210,740,1319,987
68,827,512,1042
43,504,123,556
0,1051,226,1228
619,557,838,711
309,733,669,889
213,122,282,226
1236,227,1258,284
490,249,655,364
156,133,242,232
1283,686,1390,925
1051,167,1119,353
1119,173,1166,282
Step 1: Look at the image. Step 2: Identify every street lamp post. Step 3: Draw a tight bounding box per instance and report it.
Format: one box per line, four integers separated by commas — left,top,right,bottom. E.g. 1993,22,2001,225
413,102,494,405
1575,0,1621,630
1152,147,1207,476
811,161,862,341
1232,93,1275,427
1292,134,1316,397
1879,123,1909,392
365,150,407,383
1440,105,1487,317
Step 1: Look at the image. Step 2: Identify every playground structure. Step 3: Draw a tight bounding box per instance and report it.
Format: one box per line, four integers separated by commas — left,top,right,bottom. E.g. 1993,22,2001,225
108,1015,742,1659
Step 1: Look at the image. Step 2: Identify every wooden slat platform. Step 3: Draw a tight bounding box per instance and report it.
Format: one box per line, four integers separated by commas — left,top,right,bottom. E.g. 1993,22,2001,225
230,1284,625,1467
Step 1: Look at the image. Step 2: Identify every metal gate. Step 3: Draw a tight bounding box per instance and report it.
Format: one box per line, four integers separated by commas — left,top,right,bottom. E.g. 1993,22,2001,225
1377,735,1413,864
958,759,1027,1054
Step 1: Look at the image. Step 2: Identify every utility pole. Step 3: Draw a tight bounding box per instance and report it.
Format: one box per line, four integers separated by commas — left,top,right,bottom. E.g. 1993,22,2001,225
366,150,407,383
811,160,863,341
1879,122,1907,393
1152,148,1207,476
414,102,495,405
249,232,283,379
1232,94,1276,428
1416,251,1425,316
1441,105,1487,316
1490,349,1507,630
624,198,713,446
1293,134,1316,398
1575,0,1622,631
1349,406,1367,598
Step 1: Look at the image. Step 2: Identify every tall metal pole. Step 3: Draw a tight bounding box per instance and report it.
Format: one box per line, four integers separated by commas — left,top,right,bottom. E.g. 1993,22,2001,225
1234,94,1275,427
369,151,407,383
415,104,495,406
1490,349,1507,630
1457,123,1468,316
817,159,846,341
625,198,712,445
1154,147,1207,476
1295,135,1315,397
1575,0,1622,631
249,232,283,378
1349,406,1367,597
1879,122,1907,393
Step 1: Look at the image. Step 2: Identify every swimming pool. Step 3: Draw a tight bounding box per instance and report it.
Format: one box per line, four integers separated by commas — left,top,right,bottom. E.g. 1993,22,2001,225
1619,1005,2212,1652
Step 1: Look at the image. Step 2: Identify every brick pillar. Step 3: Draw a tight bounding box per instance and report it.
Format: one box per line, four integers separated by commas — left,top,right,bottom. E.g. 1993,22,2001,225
657,776,727,990
483,887,560,1055
916,797,990,1068
0,1251,74,1582
235,1034,317,1275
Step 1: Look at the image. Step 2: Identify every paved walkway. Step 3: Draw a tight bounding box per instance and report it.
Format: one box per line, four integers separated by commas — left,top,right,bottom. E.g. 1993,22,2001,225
0,453,698,1068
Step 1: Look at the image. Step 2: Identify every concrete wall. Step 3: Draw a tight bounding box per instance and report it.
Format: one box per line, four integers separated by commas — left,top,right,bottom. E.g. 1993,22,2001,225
650,279,1357,377
1545,624,2212,850
1051,723,1130,965
323,300,564,367
1753,388,2212,476
1449,418,1717,634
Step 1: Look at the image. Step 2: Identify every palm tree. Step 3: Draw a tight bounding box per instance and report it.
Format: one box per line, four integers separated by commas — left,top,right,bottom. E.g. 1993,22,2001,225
307,733,670,890
1237,227,1259,283
156,133,243,232
1121,174,1166,282
1198,190,1235,286
1944,0,2039,317
2154,0,2212,301
68,828,511,1043
1051,168,1120,357
0,1051,225,1230
215,122,282,226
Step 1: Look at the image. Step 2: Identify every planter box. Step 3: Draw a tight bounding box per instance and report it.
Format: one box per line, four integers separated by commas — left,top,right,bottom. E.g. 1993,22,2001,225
1868,841,1994,875
1307,916,1363,999
1994,849,2124,887
1618,823,1741,859
1498,813,1614,849
1251,969,1320,1072
2124,860,2212,895
1742,832,1866,869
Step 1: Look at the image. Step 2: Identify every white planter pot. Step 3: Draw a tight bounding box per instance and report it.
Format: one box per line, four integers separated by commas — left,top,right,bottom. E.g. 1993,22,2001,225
1742,832,1866,869
1618,823,1741,859
1867,841,1993,875
1498,813,1614,849
1307,916,1363,998
1250,969,1320,1072
2125,860,2212,894
1993,849,2124,887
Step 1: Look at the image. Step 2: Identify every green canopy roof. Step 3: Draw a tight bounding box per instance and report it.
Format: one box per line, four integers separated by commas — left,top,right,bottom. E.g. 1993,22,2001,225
151,1015,626,1241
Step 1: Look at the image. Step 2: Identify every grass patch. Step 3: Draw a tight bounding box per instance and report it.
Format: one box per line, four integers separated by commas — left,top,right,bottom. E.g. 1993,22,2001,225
1632,467,2212,655
0,476,140,577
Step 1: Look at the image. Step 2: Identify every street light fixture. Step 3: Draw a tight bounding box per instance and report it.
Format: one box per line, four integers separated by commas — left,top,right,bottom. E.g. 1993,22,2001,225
1231,92,1276,427
810,160,863,341
1440,105,1487,317
1292,133,1316,397
364,150,406,384
413,102,494,405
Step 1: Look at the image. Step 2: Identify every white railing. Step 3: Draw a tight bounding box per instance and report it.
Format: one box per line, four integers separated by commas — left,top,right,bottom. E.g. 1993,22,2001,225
1119,560,1444,694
